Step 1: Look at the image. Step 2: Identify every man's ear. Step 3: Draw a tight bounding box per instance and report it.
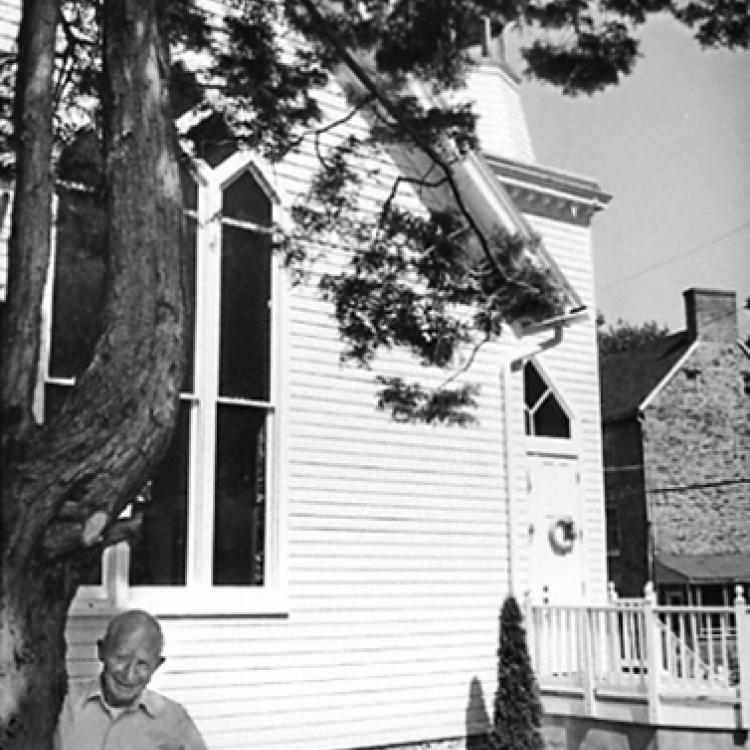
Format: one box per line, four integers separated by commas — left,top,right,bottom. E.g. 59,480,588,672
156,656,165,671
96,639,105,661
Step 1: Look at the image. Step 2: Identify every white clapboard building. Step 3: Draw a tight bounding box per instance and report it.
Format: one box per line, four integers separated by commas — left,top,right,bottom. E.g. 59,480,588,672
0,9,610,749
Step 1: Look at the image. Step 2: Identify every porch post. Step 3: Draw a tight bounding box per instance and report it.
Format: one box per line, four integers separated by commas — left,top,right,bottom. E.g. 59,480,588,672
579,607,596,717
735,586,750,728
608,581,618,602
644,582,660,724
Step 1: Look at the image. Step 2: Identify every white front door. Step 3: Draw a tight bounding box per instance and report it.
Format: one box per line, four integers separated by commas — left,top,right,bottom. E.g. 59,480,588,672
527,453,584,605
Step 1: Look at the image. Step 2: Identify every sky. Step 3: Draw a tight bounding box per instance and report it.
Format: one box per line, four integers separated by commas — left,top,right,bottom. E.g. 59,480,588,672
507,15,750,339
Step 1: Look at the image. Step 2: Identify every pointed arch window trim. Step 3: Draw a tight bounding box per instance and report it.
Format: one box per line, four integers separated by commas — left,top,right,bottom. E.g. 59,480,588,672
522,358,574,441
192,151,294,232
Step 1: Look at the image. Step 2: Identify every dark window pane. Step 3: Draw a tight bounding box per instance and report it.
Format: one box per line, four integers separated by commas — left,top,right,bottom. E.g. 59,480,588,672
44,383,71,422
701,584,724,606
49,189,107,379
222,171,272,225
182,216,197,392
533,394,571,438
213,404,266,586
129,403,190,586
189,113,237,167
78,558,102,586
606,507,621,553
49,188,197,391
180,162,197,211
523,361,547,408
219,228,271,400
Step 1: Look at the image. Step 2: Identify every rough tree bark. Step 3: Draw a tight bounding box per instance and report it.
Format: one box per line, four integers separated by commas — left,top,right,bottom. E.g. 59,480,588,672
0,0,186,747
0,0,57,452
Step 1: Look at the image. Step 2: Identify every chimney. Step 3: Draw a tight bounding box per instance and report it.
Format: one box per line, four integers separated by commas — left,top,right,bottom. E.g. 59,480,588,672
683,288,738,343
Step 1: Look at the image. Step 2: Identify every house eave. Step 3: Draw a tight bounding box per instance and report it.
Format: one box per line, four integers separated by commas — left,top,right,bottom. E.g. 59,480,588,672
487,155,611,227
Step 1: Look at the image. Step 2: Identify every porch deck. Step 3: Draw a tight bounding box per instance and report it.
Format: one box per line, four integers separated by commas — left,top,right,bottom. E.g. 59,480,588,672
526,585,750,730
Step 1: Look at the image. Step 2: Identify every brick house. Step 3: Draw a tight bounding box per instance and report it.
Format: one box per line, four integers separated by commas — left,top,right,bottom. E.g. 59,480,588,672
601,288,750,604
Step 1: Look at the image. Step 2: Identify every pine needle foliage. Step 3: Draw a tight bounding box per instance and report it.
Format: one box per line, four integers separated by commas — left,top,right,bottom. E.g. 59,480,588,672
490,596,544,750
598,318,670,355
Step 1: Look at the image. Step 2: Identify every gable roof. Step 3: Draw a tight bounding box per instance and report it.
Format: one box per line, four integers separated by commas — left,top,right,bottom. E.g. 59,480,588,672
599,331,693,422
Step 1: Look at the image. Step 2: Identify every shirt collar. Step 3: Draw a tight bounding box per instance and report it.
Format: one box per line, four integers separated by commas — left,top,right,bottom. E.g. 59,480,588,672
85,678,160,718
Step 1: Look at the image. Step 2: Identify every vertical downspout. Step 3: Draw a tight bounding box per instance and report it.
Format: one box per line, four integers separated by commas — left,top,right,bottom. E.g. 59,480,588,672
502,357,519,596
639,411,656,592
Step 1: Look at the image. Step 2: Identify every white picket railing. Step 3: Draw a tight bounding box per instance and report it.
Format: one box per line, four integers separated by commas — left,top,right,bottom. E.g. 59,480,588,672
526,584,750,728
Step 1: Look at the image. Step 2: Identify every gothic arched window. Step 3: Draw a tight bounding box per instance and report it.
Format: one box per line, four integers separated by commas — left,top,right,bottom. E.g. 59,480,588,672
523,361,571,439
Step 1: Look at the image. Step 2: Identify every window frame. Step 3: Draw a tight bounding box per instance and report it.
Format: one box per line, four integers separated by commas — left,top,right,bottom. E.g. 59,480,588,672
522,358,576,451
38,153,290,616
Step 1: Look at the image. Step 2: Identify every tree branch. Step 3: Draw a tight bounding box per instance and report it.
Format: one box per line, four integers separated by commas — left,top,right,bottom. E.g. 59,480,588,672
42,511,142,558
290,92,374,162
0,0,58,457
435,333,491,391
296,0,508,278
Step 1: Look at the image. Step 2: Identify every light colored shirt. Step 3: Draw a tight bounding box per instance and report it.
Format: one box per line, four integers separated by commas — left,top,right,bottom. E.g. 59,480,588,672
54,679,208,750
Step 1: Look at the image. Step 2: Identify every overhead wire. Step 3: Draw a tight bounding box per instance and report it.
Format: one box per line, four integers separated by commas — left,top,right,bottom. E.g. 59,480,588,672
600,220,750,291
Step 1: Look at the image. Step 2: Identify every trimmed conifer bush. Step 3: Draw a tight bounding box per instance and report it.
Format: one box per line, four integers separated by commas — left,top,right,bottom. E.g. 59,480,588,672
490,595,544,750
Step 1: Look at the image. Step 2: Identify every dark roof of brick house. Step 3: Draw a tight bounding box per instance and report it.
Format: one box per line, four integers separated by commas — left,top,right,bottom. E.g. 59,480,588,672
599,331,692,422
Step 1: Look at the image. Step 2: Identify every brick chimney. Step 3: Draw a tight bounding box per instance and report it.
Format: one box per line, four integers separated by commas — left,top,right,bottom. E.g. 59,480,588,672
683,288,738,342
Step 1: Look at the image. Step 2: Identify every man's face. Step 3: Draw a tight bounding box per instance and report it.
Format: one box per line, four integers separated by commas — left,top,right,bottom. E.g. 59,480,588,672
98,624,164,708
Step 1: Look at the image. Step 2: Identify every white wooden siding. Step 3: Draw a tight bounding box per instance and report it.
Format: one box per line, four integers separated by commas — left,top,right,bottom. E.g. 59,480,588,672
0,0,18,54
459,64,536,163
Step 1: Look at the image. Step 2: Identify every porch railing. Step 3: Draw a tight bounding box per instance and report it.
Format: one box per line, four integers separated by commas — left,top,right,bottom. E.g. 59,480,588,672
526,584,750,728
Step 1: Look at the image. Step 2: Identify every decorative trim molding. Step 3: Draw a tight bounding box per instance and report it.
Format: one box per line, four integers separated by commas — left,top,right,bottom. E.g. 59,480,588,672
487,155,611,227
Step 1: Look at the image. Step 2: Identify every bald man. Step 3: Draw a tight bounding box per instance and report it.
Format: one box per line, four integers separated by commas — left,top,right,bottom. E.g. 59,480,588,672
55,609,207,750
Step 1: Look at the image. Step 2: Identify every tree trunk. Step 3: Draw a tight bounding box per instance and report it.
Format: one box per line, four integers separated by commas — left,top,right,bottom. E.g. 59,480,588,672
0,0,57,453
0,562,78,749
0,0,185,747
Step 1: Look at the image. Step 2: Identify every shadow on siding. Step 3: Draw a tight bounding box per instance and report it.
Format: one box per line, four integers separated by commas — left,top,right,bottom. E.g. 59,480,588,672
466,676,491,749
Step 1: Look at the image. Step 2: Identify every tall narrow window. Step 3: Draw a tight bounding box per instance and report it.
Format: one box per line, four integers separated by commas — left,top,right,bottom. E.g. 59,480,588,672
127,165,197,588
44,187,108,586
129,166,275,594
0,189,11,299
44,174,198,590
213,172,273,586
523,361,571,438
42,155,283,613
47,186,107,401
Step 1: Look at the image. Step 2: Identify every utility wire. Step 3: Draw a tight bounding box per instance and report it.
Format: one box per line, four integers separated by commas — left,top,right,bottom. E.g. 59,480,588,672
604,476,750,493
606,455,750,472
649,478,750,493
600,220,750,292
